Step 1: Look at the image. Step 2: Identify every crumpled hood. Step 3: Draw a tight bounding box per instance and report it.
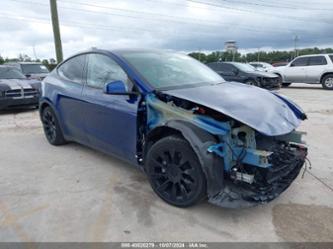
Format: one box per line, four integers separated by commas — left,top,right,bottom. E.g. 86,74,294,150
163,82,306,136
250,71,278,78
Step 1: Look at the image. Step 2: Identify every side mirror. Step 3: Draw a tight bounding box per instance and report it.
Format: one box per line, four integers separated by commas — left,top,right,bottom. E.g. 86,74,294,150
25,74,31,78
103,80,138,96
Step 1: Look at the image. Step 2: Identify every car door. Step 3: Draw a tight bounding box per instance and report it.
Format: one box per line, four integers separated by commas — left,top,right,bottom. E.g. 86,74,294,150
283,57,308,83
219,63,240,82
56,54,88,143
306,56,328,83
81,53,139,162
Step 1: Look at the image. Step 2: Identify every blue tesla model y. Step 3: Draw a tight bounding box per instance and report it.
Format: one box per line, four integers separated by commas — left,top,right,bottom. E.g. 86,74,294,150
40,49,308,208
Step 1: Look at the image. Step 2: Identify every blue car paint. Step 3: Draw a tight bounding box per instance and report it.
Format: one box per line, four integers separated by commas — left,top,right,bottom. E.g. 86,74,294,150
41,48,306,168
44,71,88,143
271,92,307,120
81,85,139,161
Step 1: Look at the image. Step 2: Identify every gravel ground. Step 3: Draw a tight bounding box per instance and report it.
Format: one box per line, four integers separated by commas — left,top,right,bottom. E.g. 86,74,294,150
0,83,332,242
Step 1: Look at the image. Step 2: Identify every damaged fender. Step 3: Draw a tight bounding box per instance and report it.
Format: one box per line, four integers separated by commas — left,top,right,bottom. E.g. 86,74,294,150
144,91,307,208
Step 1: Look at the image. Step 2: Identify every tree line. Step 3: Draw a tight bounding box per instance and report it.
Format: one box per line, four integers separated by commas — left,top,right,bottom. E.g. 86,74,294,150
1,47,332,69
0,53,57,70
189,47,333,64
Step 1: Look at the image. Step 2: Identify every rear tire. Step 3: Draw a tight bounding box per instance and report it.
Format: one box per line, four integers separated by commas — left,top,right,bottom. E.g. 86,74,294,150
41,106,66,145
145,136,206,207
282,83,292,87
321,74,333,90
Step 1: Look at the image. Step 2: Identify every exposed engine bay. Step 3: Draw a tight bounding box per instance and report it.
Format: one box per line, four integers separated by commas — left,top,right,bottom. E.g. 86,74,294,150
140,91,308,208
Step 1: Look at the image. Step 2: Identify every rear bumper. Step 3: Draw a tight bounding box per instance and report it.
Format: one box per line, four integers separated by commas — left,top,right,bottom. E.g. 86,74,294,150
0,96,39,110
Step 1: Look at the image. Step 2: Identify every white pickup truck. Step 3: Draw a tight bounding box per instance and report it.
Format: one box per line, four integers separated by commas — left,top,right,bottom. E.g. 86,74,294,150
270,54,333,90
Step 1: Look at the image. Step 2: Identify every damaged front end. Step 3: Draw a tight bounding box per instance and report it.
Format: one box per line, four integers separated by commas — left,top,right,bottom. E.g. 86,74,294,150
143,88,307,208
208,132,307,208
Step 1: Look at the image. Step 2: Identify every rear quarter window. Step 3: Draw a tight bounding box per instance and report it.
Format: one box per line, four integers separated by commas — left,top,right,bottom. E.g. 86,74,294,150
308,56,327,66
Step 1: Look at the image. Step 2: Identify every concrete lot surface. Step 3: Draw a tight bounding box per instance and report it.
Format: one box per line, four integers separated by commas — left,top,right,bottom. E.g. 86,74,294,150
0,84,332,242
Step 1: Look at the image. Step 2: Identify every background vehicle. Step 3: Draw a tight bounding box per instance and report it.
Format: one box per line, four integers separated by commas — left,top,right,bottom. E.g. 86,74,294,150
40,49,307,208
0,66,41,110
272,62,289,67
6,62,49,81
206,62,280,89
271,54,333,89
249,62,273,72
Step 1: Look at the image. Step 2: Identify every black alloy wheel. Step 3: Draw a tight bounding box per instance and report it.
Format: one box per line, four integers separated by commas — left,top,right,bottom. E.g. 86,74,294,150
41,106,66,145
146,136,206,207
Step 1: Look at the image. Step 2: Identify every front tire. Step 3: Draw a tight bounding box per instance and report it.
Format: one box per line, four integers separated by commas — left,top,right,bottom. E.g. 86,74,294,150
41,106,66,145
145,136,206,207
321,74,333,90
245,79,260,87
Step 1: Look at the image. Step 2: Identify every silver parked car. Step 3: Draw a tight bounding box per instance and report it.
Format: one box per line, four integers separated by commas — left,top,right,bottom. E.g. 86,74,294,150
271,54,333,89
5,62,49,81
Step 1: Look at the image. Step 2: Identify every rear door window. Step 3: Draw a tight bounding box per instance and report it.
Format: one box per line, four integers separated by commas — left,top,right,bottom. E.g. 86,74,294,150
291,57,308,67
58,55,86,84
308,56,327,66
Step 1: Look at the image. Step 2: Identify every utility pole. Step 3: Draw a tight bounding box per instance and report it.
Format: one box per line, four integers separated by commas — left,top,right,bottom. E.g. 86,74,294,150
49,0,63,63
32,45,38,60
257,48,260,62
293,35,299,58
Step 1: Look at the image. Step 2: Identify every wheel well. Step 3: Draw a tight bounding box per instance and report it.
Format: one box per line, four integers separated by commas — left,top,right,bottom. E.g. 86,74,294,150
40,102,50,113
320,73,333,83
143,127,183,160
274,73,282,80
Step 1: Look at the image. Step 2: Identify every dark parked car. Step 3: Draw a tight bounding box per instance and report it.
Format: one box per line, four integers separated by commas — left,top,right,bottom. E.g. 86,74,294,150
0,66,41,110
207,62,280,89
40,49,307,208
249,62,274,72
6,62,49,81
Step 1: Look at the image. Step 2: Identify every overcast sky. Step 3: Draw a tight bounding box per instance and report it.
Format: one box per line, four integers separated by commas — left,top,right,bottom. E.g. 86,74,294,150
0,0,332,60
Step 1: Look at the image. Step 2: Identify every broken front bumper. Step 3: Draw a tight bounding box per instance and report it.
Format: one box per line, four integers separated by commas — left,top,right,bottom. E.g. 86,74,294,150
208,143,307,208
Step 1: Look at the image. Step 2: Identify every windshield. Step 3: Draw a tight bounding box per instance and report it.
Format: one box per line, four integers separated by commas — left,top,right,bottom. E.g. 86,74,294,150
0,67,26,79
121,52,224,90
21,64,49,74
232,63,257,72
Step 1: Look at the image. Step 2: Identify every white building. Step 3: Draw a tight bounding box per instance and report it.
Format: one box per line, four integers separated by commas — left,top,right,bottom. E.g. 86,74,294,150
224,41,238,54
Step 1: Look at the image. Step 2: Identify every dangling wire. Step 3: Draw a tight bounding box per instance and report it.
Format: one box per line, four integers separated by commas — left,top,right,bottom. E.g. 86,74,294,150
301,157,312,179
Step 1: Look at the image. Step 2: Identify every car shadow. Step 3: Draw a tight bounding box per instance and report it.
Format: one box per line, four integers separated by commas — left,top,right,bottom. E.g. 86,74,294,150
286,85,324,90
0,106,38,115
